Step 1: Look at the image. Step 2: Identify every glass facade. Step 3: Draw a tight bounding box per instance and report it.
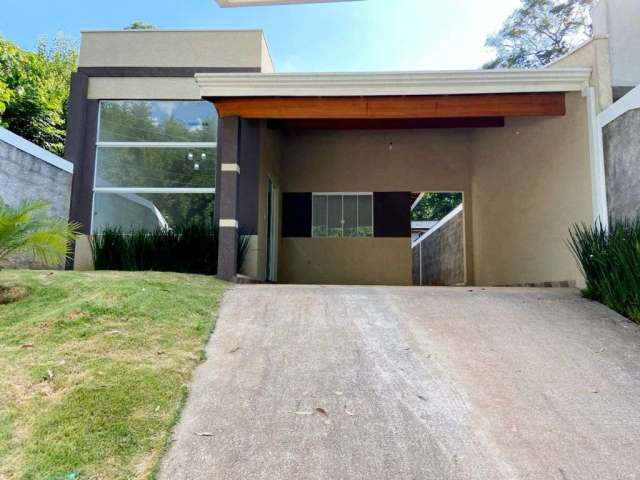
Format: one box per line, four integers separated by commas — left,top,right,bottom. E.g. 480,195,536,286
92,100,217,233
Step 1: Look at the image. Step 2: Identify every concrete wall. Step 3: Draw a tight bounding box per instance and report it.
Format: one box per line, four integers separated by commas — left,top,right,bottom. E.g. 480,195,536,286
0,137,72,268
592,0,640,90
79,30,269,68
470,92,593,286
603,108,640,221
276,128,473,286
413,207,465,286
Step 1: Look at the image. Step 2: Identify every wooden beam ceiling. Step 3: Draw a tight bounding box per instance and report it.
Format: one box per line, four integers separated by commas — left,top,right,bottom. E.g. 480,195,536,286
268,117,506,130
210,93,566,120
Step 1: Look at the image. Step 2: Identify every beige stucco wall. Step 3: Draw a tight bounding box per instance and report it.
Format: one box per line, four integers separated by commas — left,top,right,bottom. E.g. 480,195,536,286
550,37,613,110
274,128,474,286
279,238,412,286
79,30,269,68
470,92,593,286
87,77,202,100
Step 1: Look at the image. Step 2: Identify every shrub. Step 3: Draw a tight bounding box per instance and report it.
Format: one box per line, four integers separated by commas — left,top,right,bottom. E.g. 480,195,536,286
90,224,218,275
568,218,640,323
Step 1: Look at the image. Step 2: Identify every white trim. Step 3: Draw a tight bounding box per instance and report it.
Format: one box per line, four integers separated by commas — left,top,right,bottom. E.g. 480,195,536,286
583,87,609,229
0,126,73,174
411,193,424,211
411,204,463,249
93,187,216,194
598,85,640,127
96,142,217,148
196,68,592,98
221,163,241,173
219,219,239,228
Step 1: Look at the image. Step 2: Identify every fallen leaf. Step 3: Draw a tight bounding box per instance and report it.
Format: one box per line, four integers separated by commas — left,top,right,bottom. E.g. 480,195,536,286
21,343,34,349
315,408,328,416
155,405,160,412
345,408,355,416
47,370,54,381
229,346,241,354
417,395,427,401
195,432,214,437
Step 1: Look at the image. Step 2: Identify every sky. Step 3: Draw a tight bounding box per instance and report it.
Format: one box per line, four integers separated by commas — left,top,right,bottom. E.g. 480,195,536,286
0,0,522,72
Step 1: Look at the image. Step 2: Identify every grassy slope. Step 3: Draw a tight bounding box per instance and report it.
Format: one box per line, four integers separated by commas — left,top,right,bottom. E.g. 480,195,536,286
0,270,227,480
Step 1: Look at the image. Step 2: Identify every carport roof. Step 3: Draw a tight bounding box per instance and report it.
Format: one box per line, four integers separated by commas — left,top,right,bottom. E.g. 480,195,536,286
196,68,592,98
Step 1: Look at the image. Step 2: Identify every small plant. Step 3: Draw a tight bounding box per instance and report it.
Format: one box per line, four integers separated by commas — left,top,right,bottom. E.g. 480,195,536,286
90,223,218,275
0,199,78,267
568,218,640,323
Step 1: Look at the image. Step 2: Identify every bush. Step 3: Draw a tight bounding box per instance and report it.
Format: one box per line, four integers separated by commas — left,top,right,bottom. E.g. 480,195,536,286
90,224,218,275
568,219,640,323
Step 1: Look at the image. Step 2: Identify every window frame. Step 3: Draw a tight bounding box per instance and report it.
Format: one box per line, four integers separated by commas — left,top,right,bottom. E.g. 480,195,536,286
91,100,217,234
311,192,374,238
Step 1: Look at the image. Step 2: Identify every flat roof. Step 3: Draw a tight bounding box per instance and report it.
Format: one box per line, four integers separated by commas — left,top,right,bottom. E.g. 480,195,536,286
196,68,592,97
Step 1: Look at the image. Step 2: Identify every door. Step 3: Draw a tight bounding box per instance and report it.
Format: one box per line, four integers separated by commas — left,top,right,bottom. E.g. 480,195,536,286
266,178,279,282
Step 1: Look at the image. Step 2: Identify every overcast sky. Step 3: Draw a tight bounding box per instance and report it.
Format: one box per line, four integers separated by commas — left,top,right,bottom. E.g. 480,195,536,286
1,0,522,72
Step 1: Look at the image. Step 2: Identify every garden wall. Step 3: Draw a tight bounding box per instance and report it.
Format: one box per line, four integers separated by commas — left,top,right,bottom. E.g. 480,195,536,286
0,127,73,268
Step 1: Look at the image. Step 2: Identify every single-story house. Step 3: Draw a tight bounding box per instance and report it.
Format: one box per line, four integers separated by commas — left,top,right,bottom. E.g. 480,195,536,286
65,0,638,286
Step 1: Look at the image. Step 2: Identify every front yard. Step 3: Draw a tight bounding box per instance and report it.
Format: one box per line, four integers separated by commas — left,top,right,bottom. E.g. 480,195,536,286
0,270,226,480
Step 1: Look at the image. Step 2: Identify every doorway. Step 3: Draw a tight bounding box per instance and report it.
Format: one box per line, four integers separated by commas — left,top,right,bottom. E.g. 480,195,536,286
266,178,279,282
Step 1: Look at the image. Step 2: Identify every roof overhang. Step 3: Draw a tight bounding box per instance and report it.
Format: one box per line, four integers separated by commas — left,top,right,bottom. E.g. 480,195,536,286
216,0,360,6
196,68,592,98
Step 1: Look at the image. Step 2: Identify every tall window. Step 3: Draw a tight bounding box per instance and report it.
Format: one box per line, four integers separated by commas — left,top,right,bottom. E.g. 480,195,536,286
91,101,218,233
312,193,373,238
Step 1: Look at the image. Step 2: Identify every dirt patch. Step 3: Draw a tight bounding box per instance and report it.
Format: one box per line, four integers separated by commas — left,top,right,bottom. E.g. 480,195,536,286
0,286,29,305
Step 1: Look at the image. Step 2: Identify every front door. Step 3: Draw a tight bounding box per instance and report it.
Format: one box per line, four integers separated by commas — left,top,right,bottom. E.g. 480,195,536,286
266,178,279,282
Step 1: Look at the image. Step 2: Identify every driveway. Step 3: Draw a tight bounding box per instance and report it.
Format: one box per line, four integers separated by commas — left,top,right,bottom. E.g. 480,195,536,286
159,286,640,480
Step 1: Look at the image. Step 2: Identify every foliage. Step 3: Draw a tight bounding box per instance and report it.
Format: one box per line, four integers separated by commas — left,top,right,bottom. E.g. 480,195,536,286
0,34,77,155
0,199,78,267
238,233,252,271
484,0,593,69
411,193,463,222
0,269,226,479
568,218,640,323
91,223,218,275
125,21,156,30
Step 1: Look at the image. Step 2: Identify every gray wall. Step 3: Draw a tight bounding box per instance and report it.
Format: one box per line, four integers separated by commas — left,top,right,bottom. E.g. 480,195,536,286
0,139,72,267
603,109,640,221
412,208,465,286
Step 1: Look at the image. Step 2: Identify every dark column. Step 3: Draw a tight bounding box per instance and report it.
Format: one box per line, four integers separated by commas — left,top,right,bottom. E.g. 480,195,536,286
237,119,260,235
217,117,241,281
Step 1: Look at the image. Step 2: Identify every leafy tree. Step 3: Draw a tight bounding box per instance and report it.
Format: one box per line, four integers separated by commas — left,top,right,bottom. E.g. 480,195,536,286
125,21,156,30
484,0,593,69
0,199,79,266
411,193,462,222
0,35,77,155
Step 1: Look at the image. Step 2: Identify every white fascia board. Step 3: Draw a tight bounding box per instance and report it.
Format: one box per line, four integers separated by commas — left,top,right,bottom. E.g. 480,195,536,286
0,126,73,173
598,84,640,127
196,68,592,97
216,0,360,6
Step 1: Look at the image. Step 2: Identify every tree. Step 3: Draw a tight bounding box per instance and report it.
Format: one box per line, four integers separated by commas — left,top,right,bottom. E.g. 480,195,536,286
484,0,593,69
0,35,77,156
411,193,462,222
0,199,79,267
125,21,156,30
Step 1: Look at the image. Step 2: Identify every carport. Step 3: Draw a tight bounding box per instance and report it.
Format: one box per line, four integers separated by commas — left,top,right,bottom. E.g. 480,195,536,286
197,68,602,286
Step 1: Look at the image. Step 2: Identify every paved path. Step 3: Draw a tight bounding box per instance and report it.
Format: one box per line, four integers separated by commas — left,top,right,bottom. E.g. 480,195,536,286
159,286,640,480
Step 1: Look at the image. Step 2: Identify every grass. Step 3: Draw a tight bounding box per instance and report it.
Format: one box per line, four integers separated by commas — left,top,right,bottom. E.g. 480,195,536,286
0,269,227,480
569,218,640,323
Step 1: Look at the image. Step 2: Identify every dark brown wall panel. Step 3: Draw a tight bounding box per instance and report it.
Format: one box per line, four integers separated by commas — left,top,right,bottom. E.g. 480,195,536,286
374,192,411,238
281,193,312,238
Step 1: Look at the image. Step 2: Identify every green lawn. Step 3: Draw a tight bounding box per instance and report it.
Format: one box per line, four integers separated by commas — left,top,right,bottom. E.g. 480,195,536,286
0,270,227,480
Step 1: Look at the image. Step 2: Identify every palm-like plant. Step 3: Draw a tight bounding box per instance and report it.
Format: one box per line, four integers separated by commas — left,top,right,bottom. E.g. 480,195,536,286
0,199,79,266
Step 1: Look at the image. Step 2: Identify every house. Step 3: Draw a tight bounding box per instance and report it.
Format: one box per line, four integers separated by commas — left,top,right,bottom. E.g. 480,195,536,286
1,127,73,267
64,1,638,286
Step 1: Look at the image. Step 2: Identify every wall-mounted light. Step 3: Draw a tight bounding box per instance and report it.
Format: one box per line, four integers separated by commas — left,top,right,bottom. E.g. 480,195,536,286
389,142,394,151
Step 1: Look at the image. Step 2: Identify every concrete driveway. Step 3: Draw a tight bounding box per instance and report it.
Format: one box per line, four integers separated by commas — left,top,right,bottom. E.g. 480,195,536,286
159,286,640,480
